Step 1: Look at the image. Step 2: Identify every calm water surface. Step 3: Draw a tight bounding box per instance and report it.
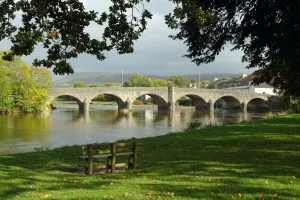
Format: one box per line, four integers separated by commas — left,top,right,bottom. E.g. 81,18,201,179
0,104,266,154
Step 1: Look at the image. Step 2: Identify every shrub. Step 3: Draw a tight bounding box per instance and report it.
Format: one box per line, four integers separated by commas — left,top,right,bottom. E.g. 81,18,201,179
264,111,288,119
185,120,203,131
133,100,145,105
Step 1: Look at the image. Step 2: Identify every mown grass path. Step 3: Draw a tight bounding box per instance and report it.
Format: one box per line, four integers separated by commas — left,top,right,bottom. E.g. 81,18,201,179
0,115,299,199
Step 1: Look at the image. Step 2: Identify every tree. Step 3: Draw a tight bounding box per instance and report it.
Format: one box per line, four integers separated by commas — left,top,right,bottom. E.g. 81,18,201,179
0,0,152,75
151,78,170,87
0,51,51,113
104,82,120,87
30,67,52,89
165,0,300,97
190,79,198,88
12,65,49,112
0,66,13,112
200,80,210,88
123,74,152,87
73,81,86,88
168,75,190,88
2,1,300,96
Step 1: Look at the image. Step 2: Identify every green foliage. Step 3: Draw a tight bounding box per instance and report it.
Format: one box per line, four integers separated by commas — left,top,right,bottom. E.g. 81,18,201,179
200,80,211,88
166,0,300,97
177,97,193,106
123,74,153,87
264,111,288,119
133,100,145,105
30,67,52,89
168,75,190,87
0,51,51,113
0,66,13,112
92,95,115,102
0,51,25,69
104,82,120,87
55,95,76,101
13,66,49,113
0,0,152,75
1,1,299,97
279,95,300,113
124,74,172,87
73,81,86,88
184,120,202,131
151,78,170,87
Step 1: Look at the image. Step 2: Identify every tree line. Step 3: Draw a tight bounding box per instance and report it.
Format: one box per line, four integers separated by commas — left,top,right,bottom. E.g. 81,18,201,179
0,51,52,113
73,74,211,88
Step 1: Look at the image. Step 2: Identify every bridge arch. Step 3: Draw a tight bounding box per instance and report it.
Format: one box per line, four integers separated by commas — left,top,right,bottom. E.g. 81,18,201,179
89,93,126,110
132,93,168,110
175,94,207,111
51,95,83,110
247,98,269,112
214,95,242,110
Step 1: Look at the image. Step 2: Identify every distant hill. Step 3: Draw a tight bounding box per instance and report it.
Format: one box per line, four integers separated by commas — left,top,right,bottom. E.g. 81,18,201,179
52,72,242,88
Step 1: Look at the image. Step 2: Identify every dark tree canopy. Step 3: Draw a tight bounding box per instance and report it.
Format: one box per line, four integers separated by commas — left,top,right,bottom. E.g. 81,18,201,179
1,0,300,96
0,0,151,74
165,0,300,97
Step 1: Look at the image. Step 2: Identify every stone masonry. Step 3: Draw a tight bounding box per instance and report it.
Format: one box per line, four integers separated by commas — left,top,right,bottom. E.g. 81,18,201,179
49,87,272,113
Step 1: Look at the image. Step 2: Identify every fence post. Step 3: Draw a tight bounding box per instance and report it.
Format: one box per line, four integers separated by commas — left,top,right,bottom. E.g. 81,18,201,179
111,143,116,173
87,145,93,175
133,142,138,169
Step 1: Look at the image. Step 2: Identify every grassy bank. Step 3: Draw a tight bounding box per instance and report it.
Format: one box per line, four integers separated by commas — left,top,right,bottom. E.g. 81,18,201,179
0,115,300,199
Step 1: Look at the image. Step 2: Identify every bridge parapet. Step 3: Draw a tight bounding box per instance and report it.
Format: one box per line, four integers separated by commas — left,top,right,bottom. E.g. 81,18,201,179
50,87,274,112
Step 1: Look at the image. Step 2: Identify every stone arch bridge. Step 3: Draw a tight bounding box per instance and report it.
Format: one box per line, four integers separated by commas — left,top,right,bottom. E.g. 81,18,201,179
50,87,273,113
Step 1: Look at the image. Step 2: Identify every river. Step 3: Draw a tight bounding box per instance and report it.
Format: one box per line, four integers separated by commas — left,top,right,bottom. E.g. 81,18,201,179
0,104,266,155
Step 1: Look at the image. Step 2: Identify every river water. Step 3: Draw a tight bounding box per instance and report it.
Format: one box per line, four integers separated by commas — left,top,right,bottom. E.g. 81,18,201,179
0,104,266,155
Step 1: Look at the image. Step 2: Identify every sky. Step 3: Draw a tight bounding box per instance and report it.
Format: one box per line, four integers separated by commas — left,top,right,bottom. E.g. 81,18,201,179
0,0,255,78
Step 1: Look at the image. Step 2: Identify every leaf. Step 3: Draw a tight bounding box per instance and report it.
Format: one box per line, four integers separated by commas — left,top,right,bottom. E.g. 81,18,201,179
188,186,195,191
40,194,49,198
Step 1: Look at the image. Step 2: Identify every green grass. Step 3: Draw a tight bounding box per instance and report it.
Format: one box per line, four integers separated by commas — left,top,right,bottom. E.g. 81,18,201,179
0,114,300,200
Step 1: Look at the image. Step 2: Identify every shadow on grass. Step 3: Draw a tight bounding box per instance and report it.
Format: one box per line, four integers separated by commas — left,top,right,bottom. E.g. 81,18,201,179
0,115,300,199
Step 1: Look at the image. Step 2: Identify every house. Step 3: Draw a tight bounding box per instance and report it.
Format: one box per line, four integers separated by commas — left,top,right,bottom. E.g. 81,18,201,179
209,74,276,95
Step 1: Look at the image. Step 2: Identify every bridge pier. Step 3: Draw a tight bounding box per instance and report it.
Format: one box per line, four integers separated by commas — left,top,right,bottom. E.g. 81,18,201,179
168,102,175,111
207,100,214,113
167,110,175,127
242,101,248,113
79,99,89,113
125,100,133,110
168,86,175,111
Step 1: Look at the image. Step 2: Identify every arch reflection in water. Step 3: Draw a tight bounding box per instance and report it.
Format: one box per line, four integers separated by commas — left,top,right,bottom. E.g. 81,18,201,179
0,105,266,155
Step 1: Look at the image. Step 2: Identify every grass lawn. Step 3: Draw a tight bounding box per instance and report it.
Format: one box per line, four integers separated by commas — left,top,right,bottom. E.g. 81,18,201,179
0,114,300,199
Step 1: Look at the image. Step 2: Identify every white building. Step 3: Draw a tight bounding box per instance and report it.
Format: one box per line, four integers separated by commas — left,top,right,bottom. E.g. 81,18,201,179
225,83,276,95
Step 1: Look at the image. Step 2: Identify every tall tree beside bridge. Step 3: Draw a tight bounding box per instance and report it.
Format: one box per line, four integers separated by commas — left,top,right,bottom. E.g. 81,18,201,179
1,1,300,96
0,51,52,113
0,66,13,112
165,0,300,97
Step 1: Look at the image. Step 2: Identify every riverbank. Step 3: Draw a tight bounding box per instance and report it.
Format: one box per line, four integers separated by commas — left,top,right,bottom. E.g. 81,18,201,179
0,114,299,199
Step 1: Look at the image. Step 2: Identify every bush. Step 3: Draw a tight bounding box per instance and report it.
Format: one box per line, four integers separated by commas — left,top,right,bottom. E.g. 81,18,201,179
133,100,145,105
264,111,288,119
185,120,203,131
